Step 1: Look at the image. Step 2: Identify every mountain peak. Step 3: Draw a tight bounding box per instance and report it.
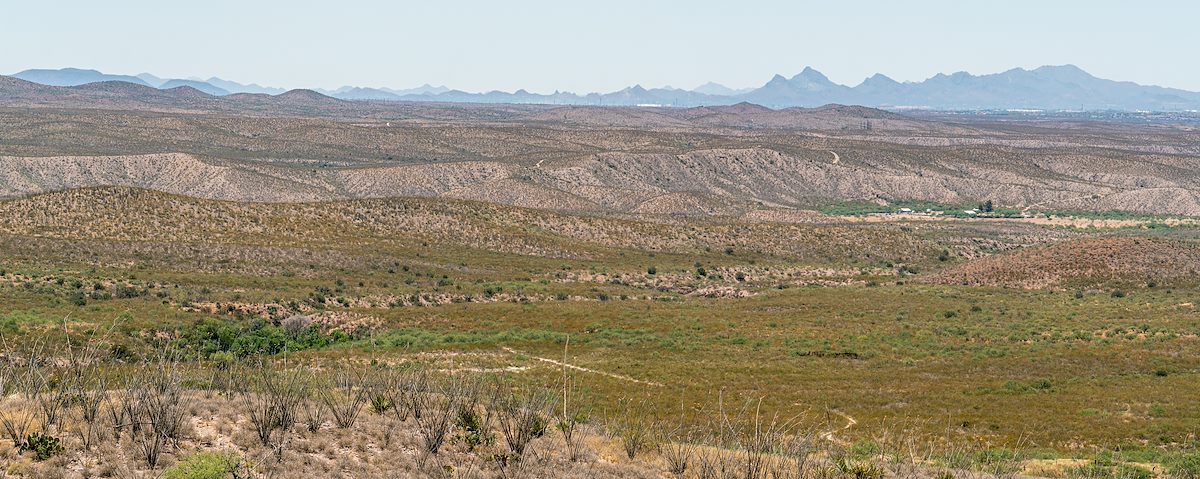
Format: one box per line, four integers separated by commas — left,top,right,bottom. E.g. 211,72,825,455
692,82,753,96
860,73,900,86
693,81,729,94
760,74,792,90
794,67,832,84
1032,64,1095,81
1035,64,1086,73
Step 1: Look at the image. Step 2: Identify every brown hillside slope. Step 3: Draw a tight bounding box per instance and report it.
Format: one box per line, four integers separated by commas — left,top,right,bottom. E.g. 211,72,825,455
926,236,1200,288
0,187,946,263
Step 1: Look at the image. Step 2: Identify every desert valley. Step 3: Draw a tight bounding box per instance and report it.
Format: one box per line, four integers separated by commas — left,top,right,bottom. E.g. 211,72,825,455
1,57,1200,479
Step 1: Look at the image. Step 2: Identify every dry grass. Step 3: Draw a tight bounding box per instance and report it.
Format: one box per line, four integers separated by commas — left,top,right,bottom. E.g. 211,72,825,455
0,384,982,478
0,328,1056,479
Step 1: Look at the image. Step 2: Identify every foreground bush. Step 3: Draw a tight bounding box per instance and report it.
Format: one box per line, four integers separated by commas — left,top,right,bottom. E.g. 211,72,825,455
17,432,63,461
164,451,245,479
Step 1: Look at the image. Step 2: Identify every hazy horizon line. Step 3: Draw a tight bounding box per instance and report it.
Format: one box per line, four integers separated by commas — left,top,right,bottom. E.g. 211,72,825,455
10,63,1200,97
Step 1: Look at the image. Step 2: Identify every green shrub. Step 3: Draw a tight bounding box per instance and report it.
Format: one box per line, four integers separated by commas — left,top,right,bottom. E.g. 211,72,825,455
1067,462,1111,479
114,284,143,299
850,440,882,458
18,432,64,461
974,447,1020,465
109,343,139,362
174,318,349,359
68,291,87,306
836,455,885,479
1170,452,1200,479
454,409,495,451
1117,464,1152,479
164,451,242,479
370,395,393,415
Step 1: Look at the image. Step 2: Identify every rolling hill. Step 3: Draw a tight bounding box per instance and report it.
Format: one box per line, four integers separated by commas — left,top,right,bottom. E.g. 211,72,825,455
2,73,1199,216
926,236,1200,288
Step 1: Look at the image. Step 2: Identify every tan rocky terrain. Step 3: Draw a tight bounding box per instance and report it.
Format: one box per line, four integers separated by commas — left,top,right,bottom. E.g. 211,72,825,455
2,75,1200,216
4,144,1198,215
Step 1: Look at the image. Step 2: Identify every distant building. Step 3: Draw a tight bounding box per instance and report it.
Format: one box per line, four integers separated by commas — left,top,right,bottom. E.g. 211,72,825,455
898,207,913,214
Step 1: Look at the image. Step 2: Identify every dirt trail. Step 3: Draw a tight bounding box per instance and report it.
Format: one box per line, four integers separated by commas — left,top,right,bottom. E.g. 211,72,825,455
829,150,840,164
819,409,857,446
437,366,531,374
500,346,664,387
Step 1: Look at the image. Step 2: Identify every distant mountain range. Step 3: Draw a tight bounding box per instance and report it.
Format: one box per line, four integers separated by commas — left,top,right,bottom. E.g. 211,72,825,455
15,68,153,88
9,66,1200,111
16,68,288,96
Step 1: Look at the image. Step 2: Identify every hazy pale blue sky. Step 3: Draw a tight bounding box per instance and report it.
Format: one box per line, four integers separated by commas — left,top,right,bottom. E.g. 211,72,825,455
3,0,1197,93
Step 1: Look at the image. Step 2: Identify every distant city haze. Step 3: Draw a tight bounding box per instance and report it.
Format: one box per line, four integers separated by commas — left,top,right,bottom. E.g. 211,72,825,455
4,0,1198,93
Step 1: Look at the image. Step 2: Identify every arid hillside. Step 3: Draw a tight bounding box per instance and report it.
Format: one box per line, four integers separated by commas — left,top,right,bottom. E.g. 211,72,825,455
0,186,961,264
926,236,1200,288
2,76,1200,216
3,145,1199,215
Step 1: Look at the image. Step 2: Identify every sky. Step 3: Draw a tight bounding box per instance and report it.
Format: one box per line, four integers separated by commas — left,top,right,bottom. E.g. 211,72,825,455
3,0,1198,93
